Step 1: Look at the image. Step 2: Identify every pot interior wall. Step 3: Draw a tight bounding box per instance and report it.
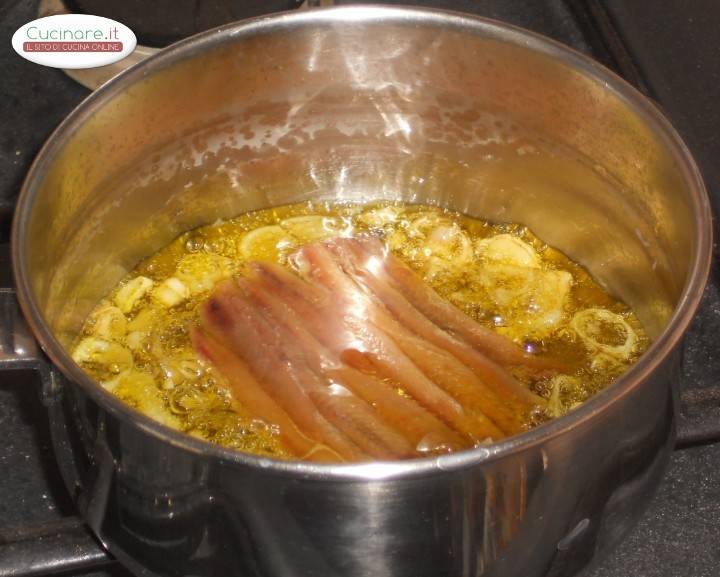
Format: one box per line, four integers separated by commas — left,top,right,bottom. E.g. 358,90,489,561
21,15,696,348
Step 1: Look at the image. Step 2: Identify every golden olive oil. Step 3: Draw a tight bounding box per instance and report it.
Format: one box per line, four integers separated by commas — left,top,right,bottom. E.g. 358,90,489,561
72,202,648,458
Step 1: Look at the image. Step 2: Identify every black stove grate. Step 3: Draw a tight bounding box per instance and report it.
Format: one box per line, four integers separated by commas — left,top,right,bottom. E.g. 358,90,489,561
1,1,719,576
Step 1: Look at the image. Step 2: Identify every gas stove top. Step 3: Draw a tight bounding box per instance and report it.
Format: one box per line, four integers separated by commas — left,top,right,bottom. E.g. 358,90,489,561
1,1,718,576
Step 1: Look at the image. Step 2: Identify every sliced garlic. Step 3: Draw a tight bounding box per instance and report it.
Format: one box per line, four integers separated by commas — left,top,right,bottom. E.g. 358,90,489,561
176,253,235,295
531,269,573,328
358,206,401,229
127,308,155,332
570,308,638,360
153,277,190,307
547,375,581,418
477,234,541,268
424,224,474,263
385,229,408,252
280,215,351,242
90,304,127,340
407,212,453,238
239,225,295,262
113,371,179,427
160,353,204,389
72,337,133,372
114,276,154,314
101,373,122,392
475,264,572,340
126,330,148,351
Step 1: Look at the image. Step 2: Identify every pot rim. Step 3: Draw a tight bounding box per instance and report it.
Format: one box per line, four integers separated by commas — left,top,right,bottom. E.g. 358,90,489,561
11,5,713,480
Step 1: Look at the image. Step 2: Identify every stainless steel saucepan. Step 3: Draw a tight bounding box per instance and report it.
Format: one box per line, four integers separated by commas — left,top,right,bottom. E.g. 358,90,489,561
3,6,711,577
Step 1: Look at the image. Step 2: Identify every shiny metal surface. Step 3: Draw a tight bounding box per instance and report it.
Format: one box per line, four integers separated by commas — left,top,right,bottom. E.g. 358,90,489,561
10,6,712,577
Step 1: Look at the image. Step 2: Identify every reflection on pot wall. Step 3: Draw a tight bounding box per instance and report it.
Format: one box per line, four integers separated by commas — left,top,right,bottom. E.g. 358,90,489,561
26,21,694,349
47,351,675,577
